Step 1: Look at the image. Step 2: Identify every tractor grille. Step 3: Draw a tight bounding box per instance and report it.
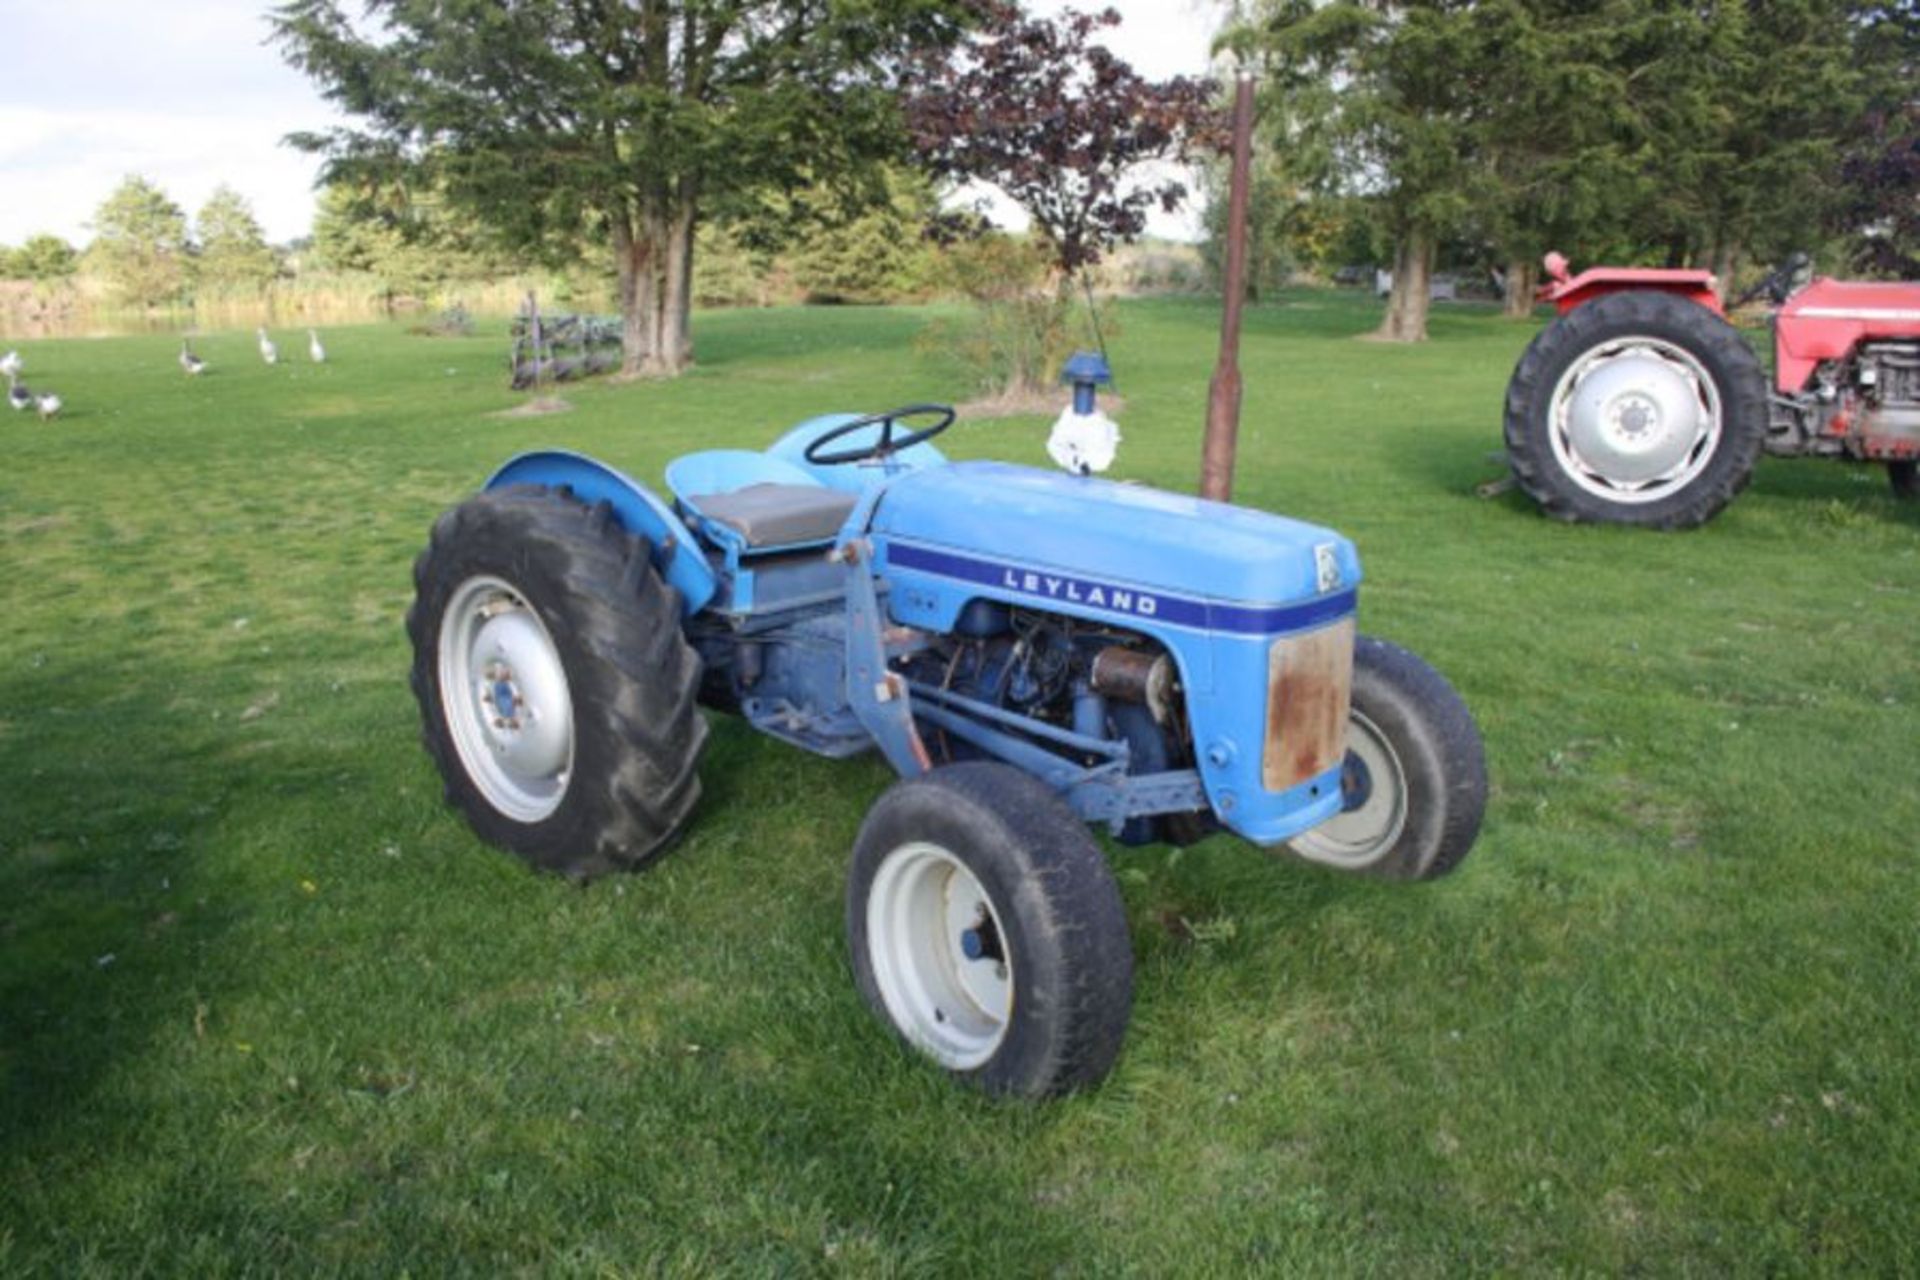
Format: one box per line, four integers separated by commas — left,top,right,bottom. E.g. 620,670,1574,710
1263,618,1353,793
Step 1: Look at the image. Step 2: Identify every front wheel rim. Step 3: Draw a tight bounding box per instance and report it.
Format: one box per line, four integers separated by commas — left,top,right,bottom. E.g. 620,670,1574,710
1548,335,1723,504
1290,709,1408,869
437,575,575,823
866,841,1013,1069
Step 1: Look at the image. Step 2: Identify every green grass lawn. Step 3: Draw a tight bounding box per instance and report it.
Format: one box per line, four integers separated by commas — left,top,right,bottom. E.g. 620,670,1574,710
3,292,1916,1275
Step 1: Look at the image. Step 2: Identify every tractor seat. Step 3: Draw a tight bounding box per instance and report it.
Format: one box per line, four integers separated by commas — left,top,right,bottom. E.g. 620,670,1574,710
689,483,858,547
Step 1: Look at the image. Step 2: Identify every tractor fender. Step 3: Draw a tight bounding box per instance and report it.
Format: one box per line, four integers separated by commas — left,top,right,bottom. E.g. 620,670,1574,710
486,450,717,617
1538,251,1723,317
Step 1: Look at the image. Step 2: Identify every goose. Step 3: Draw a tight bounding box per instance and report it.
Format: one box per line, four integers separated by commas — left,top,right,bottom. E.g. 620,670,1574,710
308,328,326,363
180,339,206,376
7,376,30,412
257,327,278,365
0,350,19,379
36,392,61,421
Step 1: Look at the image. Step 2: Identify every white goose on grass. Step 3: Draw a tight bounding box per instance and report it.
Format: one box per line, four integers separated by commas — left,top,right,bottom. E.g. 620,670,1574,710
308,328,326,363
257,327,278,365
180,339,207,376
36,392,61,421
0,350,20,379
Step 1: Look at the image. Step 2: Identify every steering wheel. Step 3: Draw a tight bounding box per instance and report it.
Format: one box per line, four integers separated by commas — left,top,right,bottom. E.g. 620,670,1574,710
802,404,956,466
1732,251,1811,309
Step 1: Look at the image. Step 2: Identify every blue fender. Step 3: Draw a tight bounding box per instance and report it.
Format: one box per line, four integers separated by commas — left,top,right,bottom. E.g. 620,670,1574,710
486,450,717,616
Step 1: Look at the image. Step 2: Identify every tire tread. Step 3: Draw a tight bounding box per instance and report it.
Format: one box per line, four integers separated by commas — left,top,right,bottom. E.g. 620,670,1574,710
406,485,706,878
1504,290,1768,529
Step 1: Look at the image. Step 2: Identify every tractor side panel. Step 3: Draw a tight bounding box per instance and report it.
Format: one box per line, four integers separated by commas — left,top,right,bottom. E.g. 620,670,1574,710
1775,278,1920,392
486,450,717,616
877,539,1352,846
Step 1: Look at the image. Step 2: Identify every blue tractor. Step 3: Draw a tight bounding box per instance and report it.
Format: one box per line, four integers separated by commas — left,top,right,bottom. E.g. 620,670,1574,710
407,380,1486,1098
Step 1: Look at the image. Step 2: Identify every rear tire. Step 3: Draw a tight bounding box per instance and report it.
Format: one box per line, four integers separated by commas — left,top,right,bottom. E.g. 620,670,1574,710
1505,290,1768,528
1287,636,1486,882
407,485,707,879
1891,461,1918,500
846,763,1133,1098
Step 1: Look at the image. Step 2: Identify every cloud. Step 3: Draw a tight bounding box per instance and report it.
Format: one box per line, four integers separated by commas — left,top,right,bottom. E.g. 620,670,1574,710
0,107,327,245
0,0,1226,250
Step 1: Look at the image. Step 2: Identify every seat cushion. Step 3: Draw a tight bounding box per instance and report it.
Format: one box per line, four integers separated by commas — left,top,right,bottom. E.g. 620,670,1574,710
692,483,858,547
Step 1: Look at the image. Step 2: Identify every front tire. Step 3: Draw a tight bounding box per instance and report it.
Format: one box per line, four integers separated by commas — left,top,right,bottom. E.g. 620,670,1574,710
1505,290,1768,528
1287,636,1486,881
846,763,1133,1098
1891,461,1917,500
407,485,707,879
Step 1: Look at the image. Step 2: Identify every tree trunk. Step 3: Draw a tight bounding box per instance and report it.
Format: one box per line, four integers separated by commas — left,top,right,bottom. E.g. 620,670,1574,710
1502,257,1538,319
1710,237,1742,300
1375,230,1433,342
633,193,696,378
613,215,657,378
661,195,696,373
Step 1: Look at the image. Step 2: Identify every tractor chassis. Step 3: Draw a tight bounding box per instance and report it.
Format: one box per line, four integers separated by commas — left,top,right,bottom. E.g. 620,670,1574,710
688,537,1209,836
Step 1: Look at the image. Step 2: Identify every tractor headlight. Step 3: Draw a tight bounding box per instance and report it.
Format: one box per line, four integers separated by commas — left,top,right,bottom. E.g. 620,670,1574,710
1263,618,1354,793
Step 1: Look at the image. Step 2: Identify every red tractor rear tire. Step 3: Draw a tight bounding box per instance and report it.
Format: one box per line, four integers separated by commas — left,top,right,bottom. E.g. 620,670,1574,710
1891,461,1918,500
1505,290,1769,529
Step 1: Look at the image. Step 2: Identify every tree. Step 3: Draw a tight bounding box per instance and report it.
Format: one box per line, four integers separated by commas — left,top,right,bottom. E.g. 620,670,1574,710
790,170,940,304
1634,2,1864,281
1834,4,1920,277
1462,3,1648,317
272,0,969,378
905,3,1218,393
7,234,79,282
1839,102,1920,278
88,176,191,307
195,186,278,291
1198,150,1300,300
1228,1,1502,342
309,181,511,302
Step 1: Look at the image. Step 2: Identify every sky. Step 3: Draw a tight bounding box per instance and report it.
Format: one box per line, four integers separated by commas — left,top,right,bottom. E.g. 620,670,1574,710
0,1,1225,251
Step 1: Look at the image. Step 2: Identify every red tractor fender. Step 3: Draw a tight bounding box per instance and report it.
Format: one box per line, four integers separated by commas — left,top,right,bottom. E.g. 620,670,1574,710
1537,251,1723,317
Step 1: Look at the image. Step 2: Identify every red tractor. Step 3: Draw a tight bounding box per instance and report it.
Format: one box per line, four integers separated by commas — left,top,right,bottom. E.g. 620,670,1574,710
1503,250,1920,527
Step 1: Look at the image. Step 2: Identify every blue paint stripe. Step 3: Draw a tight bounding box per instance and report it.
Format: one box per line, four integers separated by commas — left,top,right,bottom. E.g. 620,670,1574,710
884,542,1354,636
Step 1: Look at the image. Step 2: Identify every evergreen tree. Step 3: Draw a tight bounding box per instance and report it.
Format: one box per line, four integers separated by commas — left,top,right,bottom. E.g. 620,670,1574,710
309,181,510,300
790,172,940,304
1227,0,1491,342
272,0,969,377
195,186,278,291
88,176,191,307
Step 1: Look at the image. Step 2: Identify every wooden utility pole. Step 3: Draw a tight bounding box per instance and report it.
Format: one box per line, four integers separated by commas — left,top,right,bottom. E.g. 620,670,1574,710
1202,71,1256,503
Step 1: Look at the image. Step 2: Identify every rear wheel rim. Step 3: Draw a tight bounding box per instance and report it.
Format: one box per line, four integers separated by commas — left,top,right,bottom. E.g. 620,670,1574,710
1549,336,1723,504
437,575,575,823
866,841,1012,1069
1290,709,1407,869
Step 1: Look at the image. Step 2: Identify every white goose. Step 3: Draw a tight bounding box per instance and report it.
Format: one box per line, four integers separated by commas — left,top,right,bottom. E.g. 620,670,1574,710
308,328,326,363
36,392,61,421
0,350,20,379
257,327,278,365
180,339,207,376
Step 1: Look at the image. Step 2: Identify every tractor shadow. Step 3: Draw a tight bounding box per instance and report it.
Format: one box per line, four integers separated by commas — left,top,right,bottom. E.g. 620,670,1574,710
1390,431,1920,532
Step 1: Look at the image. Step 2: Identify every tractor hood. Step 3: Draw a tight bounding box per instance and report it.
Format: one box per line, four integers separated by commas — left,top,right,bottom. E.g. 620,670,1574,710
866,461,1360,625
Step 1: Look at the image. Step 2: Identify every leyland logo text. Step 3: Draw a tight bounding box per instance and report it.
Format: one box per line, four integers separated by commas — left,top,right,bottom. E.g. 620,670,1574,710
1000,568,1159,617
